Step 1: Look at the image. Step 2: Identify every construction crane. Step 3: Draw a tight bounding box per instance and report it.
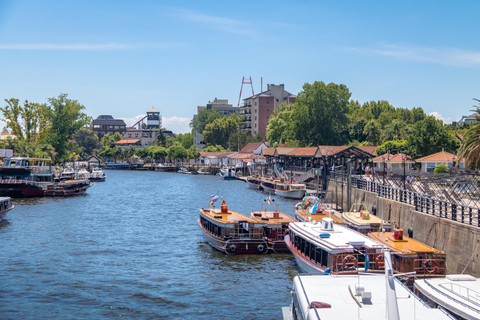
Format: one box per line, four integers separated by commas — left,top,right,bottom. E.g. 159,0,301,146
237,76,254,107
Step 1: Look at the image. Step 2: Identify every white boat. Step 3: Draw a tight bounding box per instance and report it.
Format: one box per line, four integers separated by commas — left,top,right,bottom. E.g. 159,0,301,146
275,180,306,200
260,179,277,194
246,174,263,189
219,167,237,180
77,168,91,180
0,197,13,222
342,202,392,235
415,274,480,320
90,167,106,182
60,166,75,180
177,167,189,174
197,167,212,175
285,218,385,275
282,251,454,320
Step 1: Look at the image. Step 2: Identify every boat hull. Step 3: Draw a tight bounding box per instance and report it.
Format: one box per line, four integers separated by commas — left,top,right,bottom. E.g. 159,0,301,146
0,183,46,198
270,240,290,254
284,235,327,274
44,181,91,197
89,177,106,182
260,182,276,194
275,189,306,200
198,219,268,254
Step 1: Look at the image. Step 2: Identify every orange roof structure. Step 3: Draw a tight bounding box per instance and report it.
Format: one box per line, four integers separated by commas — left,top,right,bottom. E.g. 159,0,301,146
199,152,236,158
356,146,378,156
116,139,141,144
239,142,267,154
372,153,414,163
415,151,459,162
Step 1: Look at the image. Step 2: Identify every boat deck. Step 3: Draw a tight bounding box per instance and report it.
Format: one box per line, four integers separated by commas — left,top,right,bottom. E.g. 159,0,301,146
368,232,446,255
201,208,259,224
342,210,390,227
251,211,297,225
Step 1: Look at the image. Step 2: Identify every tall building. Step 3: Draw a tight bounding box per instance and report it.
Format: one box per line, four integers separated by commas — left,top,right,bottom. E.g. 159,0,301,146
240,84,296,137
92,115,127,138
193,98,239,150
146,108,162,129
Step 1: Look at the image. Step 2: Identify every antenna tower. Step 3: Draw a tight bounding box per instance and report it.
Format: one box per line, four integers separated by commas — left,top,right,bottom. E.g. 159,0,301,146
237,76,254,107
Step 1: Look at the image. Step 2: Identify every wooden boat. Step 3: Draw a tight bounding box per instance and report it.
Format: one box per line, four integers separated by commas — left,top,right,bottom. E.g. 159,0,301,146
155,164,176,172
275,180,306,200
0,197,14,222
198,199,268,254
341,202,392,235
285,218,385,274
295,195,346,225
0,157,55,197
89,167,106,182
250,196,297,253
415,274,480,320
44,179,91,197
245,174,263,189
368,229,446,277
260,178,277,194
282,252,453,320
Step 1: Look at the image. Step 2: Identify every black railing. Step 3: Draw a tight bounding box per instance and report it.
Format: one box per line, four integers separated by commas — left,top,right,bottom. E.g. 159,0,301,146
347,176,480,227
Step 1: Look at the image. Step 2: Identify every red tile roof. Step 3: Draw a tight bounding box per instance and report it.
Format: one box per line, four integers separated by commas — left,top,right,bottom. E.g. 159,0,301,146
239,142,265,153
199,152,236,158
116,139,141,144
356,146,378,156
415,151,459,162
372,153,414,163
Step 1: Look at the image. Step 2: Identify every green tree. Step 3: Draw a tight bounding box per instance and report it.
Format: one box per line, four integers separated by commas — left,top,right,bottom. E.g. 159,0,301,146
376,140,409,156
407,116,459,158
457,104,480,167
44,94,91,159
73,129,101,157
434,163,449,173
190,108,221,134
1,99,24,140
167,142,188,160
363,120,381,146
202,145,226,152
293,81,351,146
203,114,242,149
266,103,295,146
381,120,407,142
176,132,193,150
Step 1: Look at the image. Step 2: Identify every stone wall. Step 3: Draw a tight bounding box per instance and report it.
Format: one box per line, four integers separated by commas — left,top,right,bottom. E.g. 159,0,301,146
325,179,480,277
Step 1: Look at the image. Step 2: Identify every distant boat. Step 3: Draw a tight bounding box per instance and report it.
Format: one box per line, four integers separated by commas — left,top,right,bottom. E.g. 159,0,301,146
198,198,268,254
295,195,346,225
90,167,106,182
155,164,176,172
196,167,212,175
219,167,237,180
341,202,392,235
60,166,76,180
177,167,189,174
275,180,306,200
0,197,14,222
44,179,91,197
246,174,263,189
105,163,129,169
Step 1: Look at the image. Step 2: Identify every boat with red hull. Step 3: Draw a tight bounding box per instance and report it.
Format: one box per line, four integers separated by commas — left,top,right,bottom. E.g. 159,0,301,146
198,198,268,255
44,179,91,197
0,157,55,197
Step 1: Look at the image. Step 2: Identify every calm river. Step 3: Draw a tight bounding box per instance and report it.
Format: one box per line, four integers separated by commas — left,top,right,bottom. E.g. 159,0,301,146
0,170,301,319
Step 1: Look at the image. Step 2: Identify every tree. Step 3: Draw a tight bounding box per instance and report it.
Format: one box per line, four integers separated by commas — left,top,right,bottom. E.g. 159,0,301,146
202,145,225,152
203,114,242,149
73,129,101,157
167,142,187,160
363,120,381,146
190,108,221,134
376,140,409,156
434,163,449,173
1,99,24,140
381,120,407,142
266,103,295,146
407,116,459,158
293,81,351,146
457,103,480,167
44,94,91,159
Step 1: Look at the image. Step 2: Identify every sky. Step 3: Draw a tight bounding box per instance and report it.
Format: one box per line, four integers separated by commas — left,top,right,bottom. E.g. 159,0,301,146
0,0,479,134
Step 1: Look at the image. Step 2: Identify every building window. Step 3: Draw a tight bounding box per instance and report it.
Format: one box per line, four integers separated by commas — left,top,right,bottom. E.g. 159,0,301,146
255,116,257,120
267,109,269,111
276,98,279,102
255,102,257,106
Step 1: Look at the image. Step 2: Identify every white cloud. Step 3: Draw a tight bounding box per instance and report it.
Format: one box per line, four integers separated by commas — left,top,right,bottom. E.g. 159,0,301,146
119,115,191,134
345,44,480,67
175,9,258,37
0,42,189,50
429,111,453,123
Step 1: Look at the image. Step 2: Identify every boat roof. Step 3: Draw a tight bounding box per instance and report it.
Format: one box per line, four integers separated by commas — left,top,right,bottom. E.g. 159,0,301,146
342,210,390,227
289,221,383,254
200,208,261,224
293,274,453,319
369,232,446,256
296,209,346,225
276,181,305,187
415,275,480,319
7,157,51,162
250,210,297,225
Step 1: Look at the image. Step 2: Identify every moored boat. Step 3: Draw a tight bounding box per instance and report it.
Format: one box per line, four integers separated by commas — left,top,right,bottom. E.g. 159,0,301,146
198,198,268,254
155,163,176,172
260,178,277,194
275,180,306,200
60,166,76,180
44,179,91,197
196,167,212,175
342,202,392,234
250,196,297,253
77,168,91,180
246,174,263,189
415,274,480,320
282,251,454,320
0,197,14,222
285,218,385,274
90,167,106,182
295,195,346,225
219,167,237,180
177,167,189,174
368,229,446,277
0,157,55,197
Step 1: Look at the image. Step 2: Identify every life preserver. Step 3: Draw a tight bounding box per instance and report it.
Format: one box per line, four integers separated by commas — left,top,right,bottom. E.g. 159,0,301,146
257,244,264,252
342,255,357,271
375,254,385,270
229,245,236,252
423,259,438,274
32,167,37,172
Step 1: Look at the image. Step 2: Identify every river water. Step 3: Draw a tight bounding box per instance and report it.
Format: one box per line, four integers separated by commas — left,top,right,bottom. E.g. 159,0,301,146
0,170,301,319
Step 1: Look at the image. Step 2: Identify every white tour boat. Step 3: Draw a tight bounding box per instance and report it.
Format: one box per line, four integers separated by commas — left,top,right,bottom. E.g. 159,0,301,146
275,180,306,200
90,167,106,182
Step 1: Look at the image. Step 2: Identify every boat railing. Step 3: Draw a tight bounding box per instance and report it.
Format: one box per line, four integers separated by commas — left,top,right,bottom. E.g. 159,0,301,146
0,178,51,189
331,252,387,273
439,283,480,307
413,258,446,276
421,278,480,315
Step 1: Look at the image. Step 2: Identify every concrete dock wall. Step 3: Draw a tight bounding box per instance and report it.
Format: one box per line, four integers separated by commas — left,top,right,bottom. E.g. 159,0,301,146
325,179,480,277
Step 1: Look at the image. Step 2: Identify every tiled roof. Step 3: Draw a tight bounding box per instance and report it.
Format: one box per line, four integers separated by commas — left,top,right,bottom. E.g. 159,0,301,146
261,148,276,156
356,146,378,156
372,153,414,163
116,139,141,144
199,152,236,158
317,145,350,156
285,147,318,157
415,151,458,162
239,142,264,153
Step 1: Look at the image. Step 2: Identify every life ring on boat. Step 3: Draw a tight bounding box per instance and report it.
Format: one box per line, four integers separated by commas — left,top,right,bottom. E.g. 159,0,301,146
257,244,265,252
342,255,357,271
423,259,438,274
32,167,37,172
229,245,236,252
375,254,385,270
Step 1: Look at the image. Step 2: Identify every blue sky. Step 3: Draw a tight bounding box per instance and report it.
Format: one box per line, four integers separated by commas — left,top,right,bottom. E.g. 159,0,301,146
0,0,479,134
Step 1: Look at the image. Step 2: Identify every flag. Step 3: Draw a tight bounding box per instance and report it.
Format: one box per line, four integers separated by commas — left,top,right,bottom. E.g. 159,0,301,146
309,200,320,213
364,250,370,272
210,192,219,203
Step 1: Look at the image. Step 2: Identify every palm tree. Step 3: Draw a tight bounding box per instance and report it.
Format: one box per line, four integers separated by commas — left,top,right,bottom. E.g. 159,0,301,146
381,120,406,142
363,120,381,146
457,104,480,167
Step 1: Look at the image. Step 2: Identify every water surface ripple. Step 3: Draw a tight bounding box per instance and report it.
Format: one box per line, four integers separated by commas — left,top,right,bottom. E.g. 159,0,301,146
0,171,300,319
